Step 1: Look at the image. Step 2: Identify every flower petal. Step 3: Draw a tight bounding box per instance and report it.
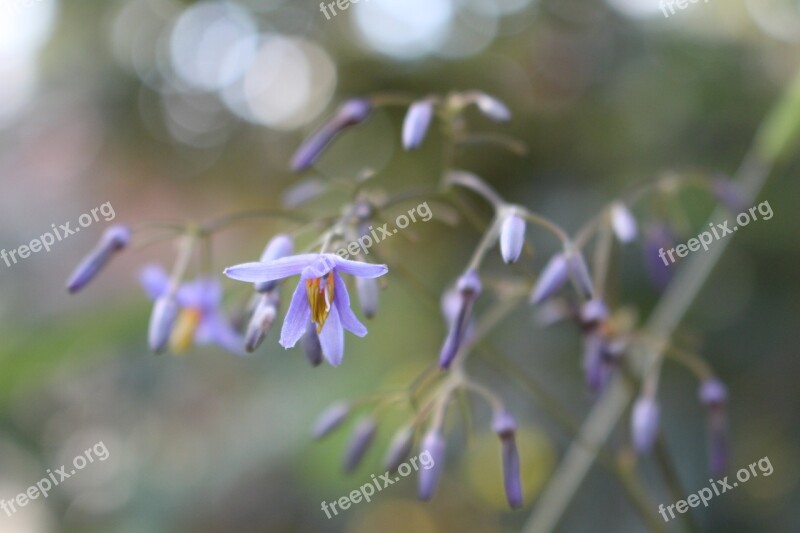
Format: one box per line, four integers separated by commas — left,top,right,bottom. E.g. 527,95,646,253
224,254,318,283
139,264,170,300
332,256,388,278
279,282,311,348
197,314,246,356
332,273,367,337
318,305,344,366
299,254,338,279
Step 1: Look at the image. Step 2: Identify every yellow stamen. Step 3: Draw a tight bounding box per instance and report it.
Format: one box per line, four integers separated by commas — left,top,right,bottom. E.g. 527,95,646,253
169,308,203,354
306,275,335,333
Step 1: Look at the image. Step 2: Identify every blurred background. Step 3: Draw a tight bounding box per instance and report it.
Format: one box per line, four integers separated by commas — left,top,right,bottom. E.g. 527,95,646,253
0,0,799,531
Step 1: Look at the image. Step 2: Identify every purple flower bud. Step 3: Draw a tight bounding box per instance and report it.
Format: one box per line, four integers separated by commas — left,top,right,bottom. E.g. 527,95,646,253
610,202,637,244
311,401,350,439
472,93,511,122
530,254,570,305
439,270,482,369
343,417,377,472
148,295,179,354
711,177,746,213
302,320,323,367
66,225,131,293
383,427,414,471
244,292,279,352
644,223,675,290
291,98,372,173
402,99,435,150
580,298,609,328
255,235,294,293
582,333,623,394
631,396,660,454
418,430,446,501
492,410,522,508
499,213,526,264
699,378,728,408
355,276,379,319
699,378,729,475
566,251,594,299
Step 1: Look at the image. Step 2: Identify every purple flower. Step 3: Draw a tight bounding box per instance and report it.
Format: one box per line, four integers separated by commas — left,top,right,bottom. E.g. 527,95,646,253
631,396,660,454
291,98,372,173
311,401,350,439
610,202,637,244
343,417,377,472
499,213,526,264
140,265,244,355
66,225,131,293
223,254,388,366
255,234,294,293
402,99,435,150
492,410,523,508
418,430,446,501
439,270,481,369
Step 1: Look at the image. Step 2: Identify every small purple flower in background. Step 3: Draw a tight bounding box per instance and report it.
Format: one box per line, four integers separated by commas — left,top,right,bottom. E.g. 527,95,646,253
140,265,244,355
291,98,372,173
402,99,435,150
418,429,446,501
66,225,131,293
631,395,660,454
343,417,377,472
439,270,481,369
468,92,512,122
610,202,637,244
224,253,388,366
530,249,594,305
311,401,351,439
699,378,729,475
492,410,523,508
499,211,526,264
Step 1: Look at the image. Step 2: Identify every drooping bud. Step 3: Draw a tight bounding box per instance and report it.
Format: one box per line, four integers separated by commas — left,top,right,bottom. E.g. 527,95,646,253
244,292,280,352
499,212,526,264
418,430,446,501
148,295,179,354
530,254,570,305
355,276,379,319
311,401,350,440
66,225,131,293
631,396,660,454
566,250,594,299
291,98,372,173
439,270,482,369
402,99,435,150
610,202,637,244
255,235,294,293
471,92,511,122
383,426,414,472
343,417,378,473
302,320,323,367
699,378,729,476
492,410,523,508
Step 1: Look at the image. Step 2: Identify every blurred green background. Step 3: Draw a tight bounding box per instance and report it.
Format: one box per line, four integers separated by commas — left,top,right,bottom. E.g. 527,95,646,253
0,0,799,531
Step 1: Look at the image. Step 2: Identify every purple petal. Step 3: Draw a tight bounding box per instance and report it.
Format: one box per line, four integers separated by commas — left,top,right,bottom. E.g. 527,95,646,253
318,305,344,366
197,313,246,356
279,282,311,349
224,254,318,283
177,277,222,311
255,235,295,292
140,264,170,300
332,256,389,279
332,273,367,337
299,255,338,280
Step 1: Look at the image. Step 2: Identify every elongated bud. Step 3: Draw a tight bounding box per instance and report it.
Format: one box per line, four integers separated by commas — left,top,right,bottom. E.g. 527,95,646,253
418,430,446,501
148,295,179,354
610,202,637,243
499,212,526,264
311,401,350,440
631,396,660,454
355,276,379,319
530,254,570,305
566,250,594,299
254,235,294,293
244,292,279,352
470,92,511,122
402,99,435,150
439,270,481,369
343,417,377,473
291,98,372,172
303,319,323,367
699,378,729,476
492,410,523,508
710,177,746,213
383,426,414,471
66,225,131,293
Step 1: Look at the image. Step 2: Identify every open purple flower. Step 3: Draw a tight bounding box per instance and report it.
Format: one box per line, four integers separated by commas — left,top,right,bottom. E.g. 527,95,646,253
140,265,244,355
223,254,388,366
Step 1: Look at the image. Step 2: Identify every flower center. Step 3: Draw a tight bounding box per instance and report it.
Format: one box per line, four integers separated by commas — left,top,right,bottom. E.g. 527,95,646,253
169,307,203,354
306,275,335,333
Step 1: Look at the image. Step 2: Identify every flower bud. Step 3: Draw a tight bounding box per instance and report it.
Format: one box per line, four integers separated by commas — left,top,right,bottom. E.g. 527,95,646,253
471,93,511,122
148,295,179,354
566,250,594,299
311,401,350,440
699,378,729,476
631,396,660,454
492,410,523,508
610,202,637,243
579,298,609,329
644,223,675,290
343,417,377,473
418,430,446,501
530,254,569,305
255,235,294,293
439,270,481,369
244,292,279,352
355,276,379,319
303,320,323,367
499,213,526,264
402,99,435,150
66,225,131,293
698,378,728,408
383,426,414,471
